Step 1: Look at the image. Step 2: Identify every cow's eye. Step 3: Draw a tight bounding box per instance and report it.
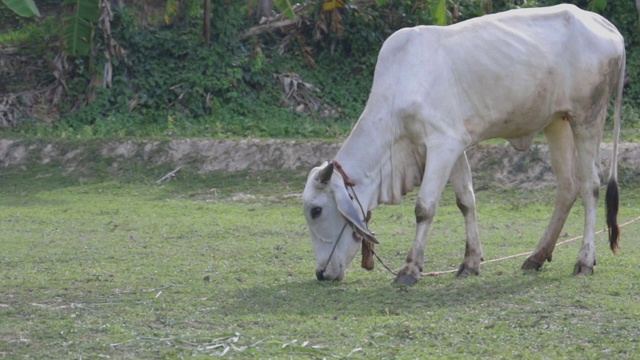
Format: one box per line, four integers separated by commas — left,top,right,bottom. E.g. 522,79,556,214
311,207,322,219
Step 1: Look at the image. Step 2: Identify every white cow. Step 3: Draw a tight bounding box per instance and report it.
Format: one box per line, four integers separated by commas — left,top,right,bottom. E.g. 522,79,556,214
303,4,624,285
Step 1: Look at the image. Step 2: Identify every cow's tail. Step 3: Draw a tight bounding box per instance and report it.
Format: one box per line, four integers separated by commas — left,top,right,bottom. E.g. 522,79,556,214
606,49,625,254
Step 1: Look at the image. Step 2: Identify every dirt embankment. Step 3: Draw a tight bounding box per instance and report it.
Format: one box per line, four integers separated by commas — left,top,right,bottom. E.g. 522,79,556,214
1,139,639,188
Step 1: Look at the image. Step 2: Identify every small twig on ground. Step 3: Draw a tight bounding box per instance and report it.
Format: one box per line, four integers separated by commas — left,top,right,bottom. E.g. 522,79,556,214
156,167,182,184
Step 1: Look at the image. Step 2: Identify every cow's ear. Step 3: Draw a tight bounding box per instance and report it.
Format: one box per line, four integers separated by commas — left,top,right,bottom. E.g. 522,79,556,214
316,161,334,184
332,183,380,244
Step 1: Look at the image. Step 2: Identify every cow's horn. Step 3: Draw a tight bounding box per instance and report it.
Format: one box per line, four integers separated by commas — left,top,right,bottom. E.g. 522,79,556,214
318,162,334,184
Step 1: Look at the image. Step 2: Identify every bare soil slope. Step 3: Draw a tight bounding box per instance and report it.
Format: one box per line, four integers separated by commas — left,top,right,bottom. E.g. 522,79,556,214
1,139,638,188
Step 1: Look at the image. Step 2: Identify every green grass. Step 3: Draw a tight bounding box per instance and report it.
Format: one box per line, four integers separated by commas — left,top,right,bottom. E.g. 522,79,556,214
1,166,639,359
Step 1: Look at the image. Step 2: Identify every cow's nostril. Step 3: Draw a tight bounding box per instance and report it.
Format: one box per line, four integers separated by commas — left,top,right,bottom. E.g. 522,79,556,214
316,270,326,281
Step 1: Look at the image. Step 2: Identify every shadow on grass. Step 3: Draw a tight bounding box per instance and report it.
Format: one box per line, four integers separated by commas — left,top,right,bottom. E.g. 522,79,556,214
228,270,553,317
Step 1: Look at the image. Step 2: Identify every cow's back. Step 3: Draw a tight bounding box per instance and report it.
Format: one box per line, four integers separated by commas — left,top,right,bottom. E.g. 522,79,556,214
369,4,624,144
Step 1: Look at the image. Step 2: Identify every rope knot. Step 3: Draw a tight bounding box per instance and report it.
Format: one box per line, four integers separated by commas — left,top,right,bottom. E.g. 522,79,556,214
332,160,356,187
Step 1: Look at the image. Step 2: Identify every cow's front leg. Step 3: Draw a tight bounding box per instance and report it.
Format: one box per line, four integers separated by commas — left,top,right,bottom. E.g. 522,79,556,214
449,153,482,277
394,144,462,286
393,198,436,285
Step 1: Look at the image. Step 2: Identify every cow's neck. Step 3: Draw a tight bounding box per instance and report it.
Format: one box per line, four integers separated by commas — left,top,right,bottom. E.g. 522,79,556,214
334,116,419,213
333,152,381,215
336,128,391,212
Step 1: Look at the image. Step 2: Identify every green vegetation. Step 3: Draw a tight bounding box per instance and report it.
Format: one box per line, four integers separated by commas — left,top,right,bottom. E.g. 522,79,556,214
1,0,639,139
2,1,639,358
1,164,640,358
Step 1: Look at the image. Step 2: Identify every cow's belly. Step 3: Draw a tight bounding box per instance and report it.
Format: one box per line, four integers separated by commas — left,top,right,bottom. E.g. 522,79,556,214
466,107,568,145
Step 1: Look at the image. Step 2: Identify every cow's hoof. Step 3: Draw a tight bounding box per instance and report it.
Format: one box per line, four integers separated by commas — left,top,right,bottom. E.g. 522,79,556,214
456,263,479,277
573,262,594,276
393,267,420,286
521,258,543,271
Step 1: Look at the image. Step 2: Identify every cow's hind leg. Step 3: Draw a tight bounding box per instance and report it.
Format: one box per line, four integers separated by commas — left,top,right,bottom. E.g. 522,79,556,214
394,142,464,286
449,153,483,277
522,118,579,271
571,113,605,275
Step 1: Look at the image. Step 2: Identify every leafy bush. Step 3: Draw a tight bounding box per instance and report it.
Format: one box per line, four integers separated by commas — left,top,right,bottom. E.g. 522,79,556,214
2,0,639,139
46,2,390,138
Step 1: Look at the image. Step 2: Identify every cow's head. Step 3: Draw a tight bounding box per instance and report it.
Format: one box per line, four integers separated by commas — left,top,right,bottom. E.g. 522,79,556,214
302,161,379,281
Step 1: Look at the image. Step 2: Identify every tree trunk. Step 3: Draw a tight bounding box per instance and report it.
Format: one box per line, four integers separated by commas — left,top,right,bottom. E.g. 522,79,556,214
637,0,640,30
257,0,273,21
203,0,211,46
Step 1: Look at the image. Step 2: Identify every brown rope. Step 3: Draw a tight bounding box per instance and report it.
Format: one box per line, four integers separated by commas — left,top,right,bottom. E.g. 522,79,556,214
421,214,640,277
371,249,398,276
332,160,356,187
331,160,640,278
370,215,640,277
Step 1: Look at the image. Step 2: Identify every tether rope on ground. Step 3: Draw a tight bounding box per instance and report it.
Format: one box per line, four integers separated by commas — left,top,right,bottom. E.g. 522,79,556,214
370,215,640,278
419,214,640,277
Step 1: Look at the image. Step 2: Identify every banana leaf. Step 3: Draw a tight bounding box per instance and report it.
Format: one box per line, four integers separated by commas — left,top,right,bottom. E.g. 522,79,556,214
1,0,40,17
63,0,100,56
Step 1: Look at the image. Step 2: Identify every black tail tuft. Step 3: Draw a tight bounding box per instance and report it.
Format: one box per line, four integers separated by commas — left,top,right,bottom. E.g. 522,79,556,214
605,178,620,254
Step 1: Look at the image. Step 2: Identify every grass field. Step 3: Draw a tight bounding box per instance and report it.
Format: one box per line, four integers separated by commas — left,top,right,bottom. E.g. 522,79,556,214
1,165,639,359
